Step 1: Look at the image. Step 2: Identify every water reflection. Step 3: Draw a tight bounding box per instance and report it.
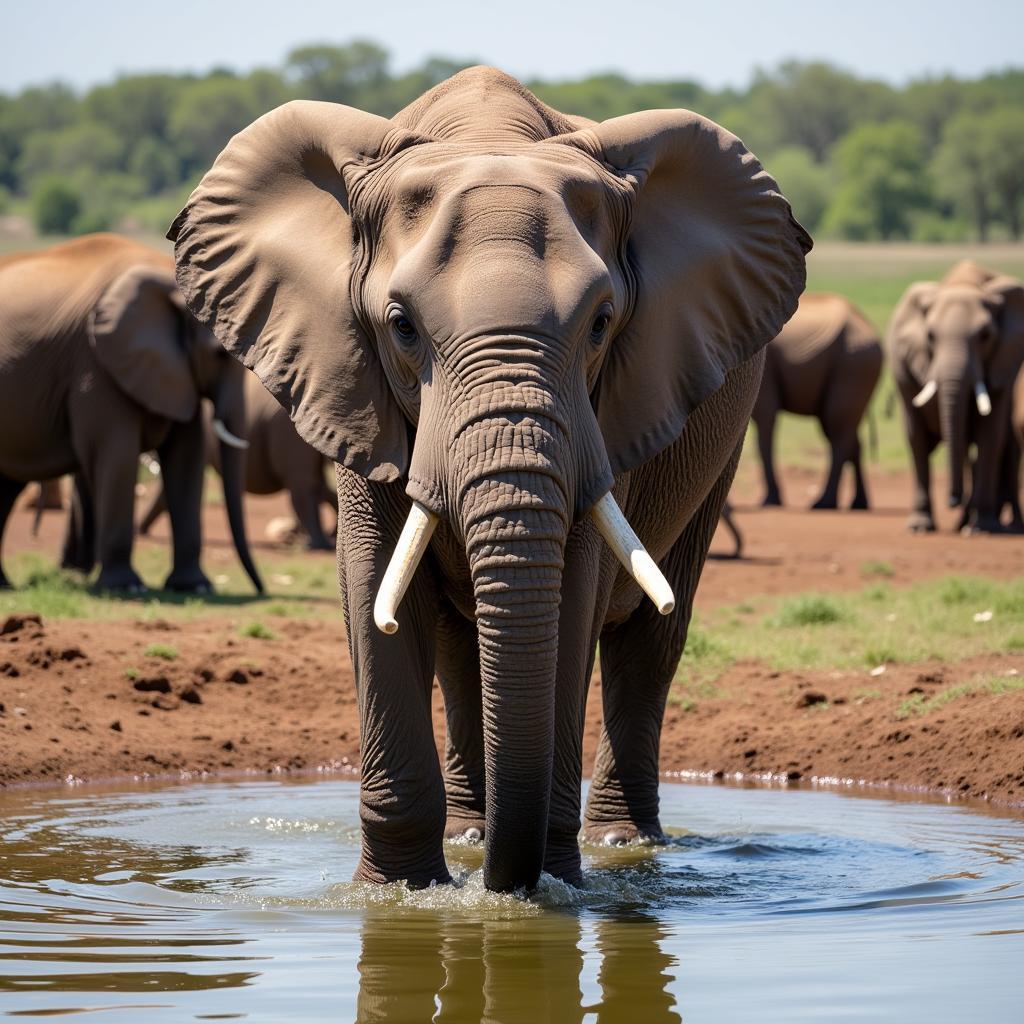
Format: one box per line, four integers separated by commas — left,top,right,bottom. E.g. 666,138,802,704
355,909,682,1024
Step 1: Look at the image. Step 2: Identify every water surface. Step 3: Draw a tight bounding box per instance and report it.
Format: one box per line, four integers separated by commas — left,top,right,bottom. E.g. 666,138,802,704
1,778,1022,1021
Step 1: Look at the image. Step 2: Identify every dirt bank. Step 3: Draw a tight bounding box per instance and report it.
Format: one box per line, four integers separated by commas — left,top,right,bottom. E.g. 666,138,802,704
2,612,1021,807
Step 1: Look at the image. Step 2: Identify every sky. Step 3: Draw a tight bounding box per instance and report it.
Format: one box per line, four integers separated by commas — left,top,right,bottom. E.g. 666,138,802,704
3,0,1022,93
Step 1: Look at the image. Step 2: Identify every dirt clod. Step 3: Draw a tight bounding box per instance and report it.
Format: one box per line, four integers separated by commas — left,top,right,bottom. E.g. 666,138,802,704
796,691,828,708
132,677,171,694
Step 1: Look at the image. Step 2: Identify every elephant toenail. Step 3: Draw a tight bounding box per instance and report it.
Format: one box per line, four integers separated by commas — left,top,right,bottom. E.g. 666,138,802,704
463,827,482,843
603,830,631,846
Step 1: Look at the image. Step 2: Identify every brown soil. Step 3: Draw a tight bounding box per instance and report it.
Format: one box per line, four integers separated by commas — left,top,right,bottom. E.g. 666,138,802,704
1,465,1022,808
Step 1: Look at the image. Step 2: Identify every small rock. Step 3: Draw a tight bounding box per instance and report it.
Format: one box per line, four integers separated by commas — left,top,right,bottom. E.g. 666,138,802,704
796,691,828,708
743,748,757,758
58,647,86,662
225,669,248,685
1,614,42,637
110,720,122,732
1,662,19,678
221,739,235,751
180,687,203,705
787,770,803,781
133,676,171,694
196,667,215,683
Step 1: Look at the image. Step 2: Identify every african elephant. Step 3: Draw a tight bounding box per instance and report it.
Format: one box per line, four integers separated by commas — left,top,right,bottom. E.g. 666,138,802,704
751,293,883,509
139,370,336,550
169,67,809,891
0,234,263,592
889,261,1024,533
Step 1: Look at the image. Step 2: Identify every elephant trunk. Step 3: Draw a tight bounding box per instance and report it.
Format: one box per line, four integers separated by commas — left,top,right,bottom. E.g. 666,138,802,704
937,363,970,509
213,370,263,594
463,473,567,893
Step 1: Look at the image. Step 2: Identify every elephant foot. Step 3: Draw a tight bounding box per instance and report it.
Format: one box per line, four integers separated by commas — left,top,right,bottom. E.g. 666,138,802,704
163,568,213,594
906,512,936,533
444,816,485,844
761,493,782,508
849,496,870,511
811,495,838,510
961,517,1003,536
94,566,146,594
354,852,452,889
581,821,666,847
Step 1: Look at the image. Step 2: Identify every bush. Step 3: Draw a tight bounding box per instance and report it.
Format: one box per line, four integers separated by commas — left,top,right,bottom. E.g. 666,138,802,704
31,177,81,233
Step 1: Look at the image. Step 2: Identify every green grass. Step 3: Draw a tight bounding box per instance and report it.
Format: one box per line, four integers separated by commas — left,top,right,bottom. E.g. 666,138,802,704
143,643,178,661
0,548,339,624
897,673,1024,719
675,573,1024,694
240,621,276,640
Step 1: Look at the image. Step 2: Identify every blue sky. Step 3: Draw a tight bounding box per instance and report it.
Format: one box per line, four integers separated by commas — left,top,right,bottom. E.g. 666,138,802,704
4,0,1022,92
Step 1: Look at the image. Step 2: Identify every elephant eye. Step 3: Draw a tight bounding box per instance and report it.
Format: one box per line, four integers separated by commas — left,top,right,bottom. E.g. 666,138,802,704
388,309,418,344
590,306,613,341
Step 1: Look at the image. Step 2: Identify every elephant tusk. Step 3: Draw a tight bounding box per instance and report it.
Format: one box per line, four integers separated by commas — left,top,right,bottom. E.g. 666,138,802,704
374,501,439,634
975,381,992,417
912,380,937,408
212,419,250,450
590,492,675,616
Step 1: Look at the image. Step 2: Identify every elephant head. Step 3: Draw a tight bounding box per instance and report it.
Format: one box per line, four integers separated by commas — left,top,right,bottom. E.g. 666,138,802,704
891,261,1024,507
88,264,263,592
169,68,809,890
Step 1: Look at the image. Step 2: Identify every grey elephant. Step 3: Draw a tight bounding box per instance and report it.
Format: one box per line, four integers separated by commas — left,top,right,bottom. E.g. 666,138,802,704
890,261,1024,533
0,234,262,592
169,67,809,891
751,292,883,509
139,370,336,551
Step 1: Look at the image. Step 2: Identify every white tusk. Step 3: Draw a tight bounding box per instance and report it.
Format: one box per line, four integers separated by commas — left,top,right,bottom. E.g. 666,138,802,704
975,381,992,417
213,419,250,450
590,492,675,616
912,380,937,408
374,501,439,634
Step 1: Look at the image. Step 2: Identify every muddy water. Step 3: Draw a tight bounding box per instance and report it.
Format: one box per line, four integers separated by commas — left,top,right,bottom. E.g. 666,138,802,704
1,780,1022,1022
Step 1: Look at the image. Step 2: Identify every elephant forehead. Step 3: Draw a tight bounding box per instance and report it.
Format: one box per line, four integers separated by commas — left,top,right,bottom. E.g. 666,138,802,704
929,289,992,335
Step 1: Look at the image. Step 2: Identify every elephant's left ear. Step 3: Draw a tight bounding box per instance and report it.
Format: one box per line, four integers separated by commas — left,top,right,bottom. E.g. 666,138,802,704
553,110,811,476
89,265,198,422
983,275,1024,385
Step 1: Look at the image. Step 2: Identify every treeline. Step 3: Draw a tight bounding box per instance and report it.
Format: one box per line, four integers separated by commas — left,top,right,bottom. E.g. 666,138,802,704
1,41,1022,241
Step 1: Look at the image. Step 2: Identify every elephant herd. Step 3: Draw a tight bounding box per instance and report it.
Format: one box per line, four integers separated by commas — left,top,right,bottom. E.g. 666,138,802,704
0,68,1022,894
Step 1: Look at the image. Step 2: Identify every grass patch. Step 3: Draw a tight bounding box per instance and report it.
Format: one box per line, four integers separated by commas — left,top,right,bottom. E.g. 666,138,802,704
673,574,1024,685
897,674,1024,719
861,560,894,578
772,595,846,627
144,643,178,661
240,621,276,640
124,667,140,680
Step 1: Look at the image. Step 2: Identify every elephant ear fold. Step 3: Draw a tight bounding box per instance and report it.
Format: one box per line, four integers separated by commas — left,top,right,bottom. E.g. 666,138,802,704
887,281,939,384
89,265,197,422
168,100,428,483
983,275,1024,385
554,110,811,476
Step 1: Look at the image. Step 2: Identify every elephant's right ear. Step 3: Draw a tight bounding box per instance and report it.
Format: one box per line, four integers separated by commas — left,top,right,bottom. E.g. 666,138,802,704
888,281,939,383
168,100,428,482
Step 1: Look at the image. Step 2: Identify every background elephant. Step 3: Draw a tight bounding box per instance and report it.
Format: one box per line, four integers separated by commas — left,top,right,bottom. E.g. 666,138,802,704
139,370,336,551
169,67,809,892
751,292,883,509
890,261,1024,533
0,234,262,592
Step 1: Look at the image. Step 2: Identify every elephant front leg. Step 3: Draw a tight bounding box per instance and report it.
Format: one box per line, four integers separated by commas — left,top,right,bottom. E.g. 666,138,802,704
159,415,212,592
904,410,937,532
337,469,449,887
965,396,1011,533
83,433,145,593
436,599,487,843
584,465,732,846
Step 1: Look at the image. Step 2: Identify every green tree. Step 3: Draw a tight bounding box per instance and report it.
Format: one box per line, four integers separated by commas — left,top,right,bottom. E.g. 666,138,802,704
285,41,390,106
933,114,993,241
980,107,1024,239
764,146,833,232
168,75,265,173
17,121,124,181
32,177,81,233
822,121,932,240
